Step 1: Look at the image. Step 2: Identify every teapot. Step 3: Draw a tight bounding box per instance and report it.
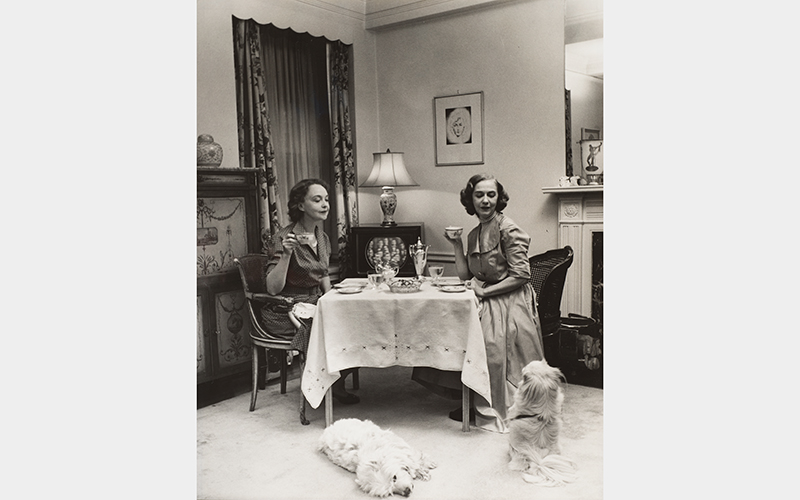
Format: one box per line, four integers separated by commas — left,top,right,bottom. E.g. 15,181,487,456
408,237,430,280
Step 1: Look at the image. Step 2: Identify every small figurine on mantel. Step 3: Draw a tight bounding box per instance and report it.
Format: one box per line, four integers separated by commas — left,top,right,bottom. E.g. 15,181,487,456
579,139,603,185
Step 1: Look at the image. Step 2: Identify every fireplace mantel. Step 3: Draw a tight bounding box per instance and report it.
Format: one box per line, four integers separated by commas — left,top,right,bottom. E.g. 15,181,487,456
542,186,603,318
542,185,603,194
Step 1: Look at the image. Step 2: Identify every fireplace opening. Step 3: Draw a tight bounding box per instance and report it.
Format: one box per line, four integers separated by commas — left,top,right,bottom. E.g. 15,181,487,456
592,231,603,335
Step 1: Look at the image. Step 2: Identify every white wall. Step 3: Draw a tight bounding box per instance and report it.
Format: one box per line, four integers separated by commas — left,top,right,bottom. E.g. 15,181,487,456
369,0,566,259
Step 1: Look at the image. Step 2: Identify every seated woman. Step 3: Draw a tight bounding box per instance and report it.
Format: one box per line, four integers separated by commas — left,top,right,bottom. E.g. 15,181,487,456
413,173,544,432
262,178,359,404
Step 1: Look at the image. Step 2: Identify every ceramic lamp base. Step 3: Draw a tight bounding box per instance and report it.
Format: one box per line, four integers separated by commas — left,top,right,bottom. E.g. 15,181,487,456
379,186,398,226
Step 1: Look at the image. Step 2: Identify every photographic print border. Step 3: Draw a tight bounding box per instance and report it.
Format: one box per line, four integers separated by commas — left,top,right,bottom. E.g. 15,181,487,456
434,92,484,166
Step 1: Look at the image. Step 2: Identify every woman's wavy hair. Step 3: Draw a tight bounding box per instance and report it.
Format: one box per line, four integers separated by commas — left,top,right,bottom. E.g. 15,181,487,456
287,178,330,222
459,173,509,215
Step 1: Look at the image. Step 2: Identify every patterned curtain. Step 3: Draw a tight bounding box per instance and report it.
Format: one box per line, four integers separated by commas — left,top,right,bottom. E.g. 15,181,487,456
565,88,574,177
328,41,358,277
232,18,284,252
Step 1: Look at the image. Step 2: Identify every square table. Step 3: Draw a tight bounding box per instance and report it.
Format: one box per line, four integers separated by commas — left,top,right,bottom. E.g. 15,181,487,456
301,278,492,431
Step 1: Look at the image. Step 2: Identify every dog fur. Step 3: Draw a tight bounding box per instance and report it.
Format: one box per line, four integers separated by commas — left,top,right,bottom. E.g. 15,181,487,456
318,418,436,497
507,360,578,486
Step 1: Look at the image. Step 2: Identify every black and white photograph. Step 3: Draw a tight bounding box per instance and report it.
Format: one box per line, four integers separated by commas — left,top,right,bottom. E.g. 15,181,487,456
7,1,800,499
196,1,603,498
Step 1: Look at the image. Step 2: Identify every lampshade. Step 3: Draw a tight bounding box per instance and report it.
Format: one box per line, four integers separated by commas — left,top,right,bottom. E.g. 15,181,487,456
360,149,418,187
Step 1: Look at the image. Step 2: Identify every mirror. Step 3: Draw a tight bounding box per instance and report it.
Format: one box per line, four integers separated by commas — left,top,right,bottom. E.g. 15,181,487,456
565,0,603,179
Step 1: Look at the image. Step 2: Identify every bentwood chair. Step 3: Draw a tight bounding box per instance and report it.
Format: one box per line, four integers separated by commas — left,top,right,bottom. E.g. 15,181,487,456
234,254,309,425
528,246,574,362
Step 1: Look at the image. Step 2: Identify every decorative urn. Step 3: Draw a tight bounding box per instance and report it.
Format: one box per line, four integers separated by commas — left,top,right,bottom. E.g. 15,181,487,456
197,134,223,167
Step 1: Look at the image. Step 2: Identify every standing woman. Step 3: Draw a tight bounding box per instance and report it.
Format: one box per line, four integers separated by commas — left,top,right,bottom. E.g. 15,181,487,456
414,173,544,433
262,178,359,404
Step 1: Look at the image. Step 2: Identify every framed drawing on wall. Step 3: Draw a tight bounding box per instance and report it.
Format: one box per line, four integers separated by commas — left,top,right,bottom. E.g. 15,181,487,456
434,92,484,165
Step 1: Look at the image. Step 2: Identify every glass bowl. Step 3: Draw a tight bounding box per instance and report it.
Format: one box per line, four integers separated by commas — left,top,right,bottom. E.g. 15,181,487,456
387,278,422,293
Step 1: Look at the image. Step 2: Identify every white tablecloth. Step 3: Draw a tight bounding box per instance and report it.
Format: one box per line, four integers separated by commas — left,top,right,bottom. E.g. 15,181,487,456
301,279,492,409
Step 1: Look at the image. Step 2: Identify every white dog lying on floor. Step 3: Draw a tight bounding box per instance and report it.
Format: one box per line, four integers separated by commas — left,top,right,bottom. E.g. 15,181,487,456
507,360,578,486
318,418,437,497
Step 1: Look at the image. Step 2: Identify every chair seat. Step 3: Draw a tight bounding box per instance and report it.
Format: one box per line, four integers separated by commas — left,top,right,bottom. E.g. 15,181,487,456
249,335,294,349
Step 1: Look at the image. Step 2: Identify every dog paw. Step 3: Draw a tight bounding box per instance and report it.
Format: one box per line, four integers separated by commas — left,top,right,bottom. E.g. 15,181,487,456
415,470,432,481
420,454,437,470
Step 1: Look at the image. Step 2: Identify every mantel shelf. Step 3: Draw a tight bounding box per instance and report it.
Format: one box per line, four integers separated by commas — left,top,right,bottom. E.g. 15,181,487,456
542,185,603,194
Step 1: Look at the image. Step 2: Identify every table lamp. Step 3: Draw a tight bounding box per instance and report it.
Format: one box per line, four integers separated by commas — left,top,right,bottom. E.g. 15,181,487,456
360,149,418,226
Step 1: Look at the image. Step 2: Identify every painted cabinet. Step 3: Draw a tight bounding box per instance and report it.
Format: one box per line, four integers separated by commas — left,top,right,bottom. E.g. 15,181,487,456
197,168,261,384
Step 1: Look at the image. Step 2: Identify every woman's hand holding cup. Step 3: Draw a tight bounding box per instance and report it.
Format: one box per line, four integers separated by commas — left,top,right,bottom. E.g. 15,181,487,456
283,233,300,253
444,226,463,242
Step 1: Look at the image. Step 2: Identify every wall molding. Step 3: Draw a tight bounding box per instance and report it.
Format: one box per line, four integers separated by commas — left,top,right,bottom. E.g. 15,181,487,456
293,0,367,22
365,0,516,30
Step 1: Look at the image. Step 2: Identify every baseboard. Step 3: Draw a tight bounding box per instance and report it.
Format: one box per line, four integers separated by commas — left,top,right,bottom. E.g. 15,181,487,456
197,363,303,409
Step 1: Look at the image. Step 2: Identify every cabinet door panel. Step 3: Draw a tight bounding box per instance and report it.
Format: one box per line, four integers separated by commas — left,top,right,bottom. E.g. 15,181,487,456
197,196,250,276
215,290,253,369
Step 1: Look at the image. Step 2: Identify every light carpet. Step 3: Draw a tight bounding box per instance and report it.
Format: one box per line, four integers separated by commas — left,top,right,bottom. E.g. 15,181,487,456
197,366,603,500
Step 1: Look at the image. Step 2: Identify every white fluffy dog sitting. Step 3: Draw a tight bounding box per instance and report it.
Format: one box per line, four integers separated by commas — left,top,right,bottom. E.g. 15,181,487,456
507,360,578,486
318,418,436,497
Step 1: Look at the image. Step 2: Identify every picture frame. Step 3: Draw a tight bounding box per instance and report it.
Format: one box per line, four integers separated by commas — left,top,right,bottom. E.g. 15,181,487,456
434,92,484,166
581,128,601,141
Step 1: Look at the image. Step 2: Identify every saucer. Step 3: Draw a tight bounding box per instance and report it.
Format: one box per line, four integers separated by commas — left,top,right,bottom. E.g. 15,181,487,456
439,285,466,293
335,286,363,294
434,279,465,287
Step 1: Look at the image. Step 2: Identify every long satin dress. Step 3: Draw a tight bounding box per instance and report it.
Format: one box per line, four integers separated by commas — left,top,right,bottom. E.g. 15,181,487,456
413,213,544,433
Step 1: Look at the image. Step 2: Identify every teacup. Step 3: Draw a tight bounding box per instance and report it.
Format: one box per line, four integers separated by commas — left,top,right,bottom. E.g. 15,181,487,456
445,226,463,238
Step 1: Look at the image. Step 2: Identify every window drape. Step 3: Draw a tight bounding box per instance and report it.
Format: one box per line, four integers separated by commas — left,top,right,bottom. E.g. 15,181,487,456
327,41,359,276
232,17,358,272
